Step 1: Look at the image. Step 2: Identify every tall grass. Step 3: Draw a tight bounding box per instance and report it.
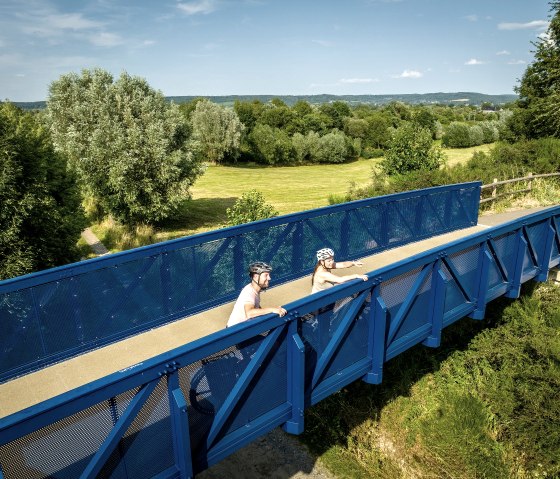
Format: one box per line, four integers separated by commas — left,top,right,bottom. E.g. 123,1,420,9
301,283,560,478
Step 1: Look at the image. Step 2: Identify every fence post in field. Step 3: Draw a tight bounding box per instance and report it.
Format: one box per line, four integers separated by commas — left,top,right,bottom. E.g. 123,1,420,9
492,178,498,197
528,172,533,191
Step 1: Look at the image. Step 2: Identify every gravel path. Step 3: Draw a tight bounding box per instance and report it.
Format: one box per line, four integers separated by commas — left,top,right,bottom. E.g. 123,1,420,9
198,427,335,479
81,227,109,256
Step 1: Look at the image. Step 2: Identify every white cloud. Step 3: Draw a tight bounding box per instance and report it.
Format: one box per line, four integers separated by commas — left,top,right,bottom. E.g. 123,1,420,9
496,50,510,55
312,39,333,47
339,78,377,84
393,69,423,78
498,20,548,31
46,13,102,30
507,59,526,65
15,73,25,77
90,32,123,47
465,58,486,65
465,14,478,22
21,12,103,37
177,0,218,15
142,40,156,46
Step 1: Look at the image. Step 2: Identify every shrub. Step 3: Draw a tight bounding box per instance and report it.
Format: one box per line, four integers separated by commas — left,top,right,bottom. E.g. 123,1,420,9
468,124,484,146
310,129,351,164
226,189,279,226
442,122,472,148
249,123,296,165
381,124,445,175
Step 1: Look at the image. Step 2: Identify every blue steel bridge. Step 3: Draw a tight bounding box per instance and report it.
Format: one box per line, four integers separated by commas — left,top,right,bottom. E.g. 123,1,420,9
0,182,559,478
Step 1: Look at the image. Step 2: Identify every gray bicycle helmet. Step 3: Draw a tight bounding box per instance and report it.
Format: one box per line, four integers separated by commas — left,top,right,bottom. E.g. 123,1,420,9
248,261,272,276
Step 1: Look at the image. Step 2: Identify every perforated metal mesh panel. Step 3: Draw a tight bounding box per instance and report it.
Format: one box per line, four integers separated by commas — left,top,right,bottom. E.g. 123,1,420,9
178,333,288,467
0,184,480,383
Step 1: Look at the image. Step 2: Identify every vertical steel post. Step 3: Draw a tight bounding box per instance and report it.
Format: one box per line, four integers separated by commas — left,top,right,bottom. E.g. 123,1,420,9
536,220,556,282
168,371,194,479
423,259,448,348
160,252,172,317
292,221,304,272
469,242,493,320
234,236,245,291
505,229,528,299
363,283,388,384
283,319,306,435
340,211,350,259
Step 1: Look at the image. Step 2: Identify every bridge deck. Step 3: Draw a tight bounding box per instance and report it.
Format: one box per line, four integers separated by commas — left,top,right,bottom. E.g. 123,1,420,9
0,208,546,420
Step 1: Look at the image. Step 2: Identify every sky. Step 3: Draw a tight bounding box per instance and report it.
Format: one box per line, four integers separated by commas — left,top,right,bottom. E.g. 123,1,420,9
0,0,553,102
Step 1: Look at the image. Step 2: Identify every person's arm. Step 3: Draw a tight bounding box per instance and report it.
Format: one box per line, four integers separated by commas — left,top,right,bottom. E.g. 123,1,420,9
244,303,287,319
317,270,368,285
334,260,363,269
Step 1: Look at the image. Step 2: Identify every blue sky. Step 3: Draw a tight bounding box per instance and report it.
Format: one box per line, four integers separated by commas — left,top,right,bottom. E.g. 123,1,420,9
0,0,553,101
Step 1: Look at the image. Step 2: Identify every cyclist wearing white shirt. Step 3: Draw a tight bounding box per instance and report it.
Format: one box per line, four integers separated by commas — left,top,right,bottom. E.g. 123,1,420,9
227,262,287,327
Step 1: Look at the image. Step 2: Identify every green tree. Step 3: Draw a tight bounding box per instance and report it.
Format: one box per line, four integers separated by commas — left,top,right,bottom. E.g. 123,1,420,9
0,103,86,280
319,101,351,130
190,99,244,164
310,129,352,164
226,189,279,226
442,122,472,148
234,100,264,133
381,124,445,175
249,124,295,165
513,1,560,138
45,68,204,226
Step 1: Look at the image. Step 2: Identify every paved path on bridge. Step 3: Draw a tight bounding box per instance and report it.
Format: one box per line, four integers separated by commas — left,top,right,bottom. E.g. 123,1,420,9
0,207,550,423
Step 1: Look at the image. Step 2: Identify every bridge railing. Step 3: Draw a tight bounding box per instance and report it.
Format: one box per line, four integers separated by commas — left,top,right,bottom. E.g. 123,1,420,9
0,182,480,384
1,204,558,479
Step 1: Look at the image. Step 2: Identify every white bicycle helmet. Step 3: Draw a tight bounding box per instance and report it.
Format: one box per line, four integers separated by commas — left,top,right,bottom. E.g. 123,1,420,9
316,248,335,261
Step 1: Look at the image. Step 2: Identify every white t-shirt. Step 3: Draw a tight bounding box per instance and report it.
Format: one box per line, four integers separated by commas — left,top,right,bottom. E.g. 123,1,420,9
227,283,260,327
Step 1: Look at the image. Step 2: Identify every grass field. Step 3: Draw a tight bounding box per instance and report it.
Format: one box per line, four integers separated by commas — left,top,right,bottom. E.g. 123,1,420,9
93,144,496,246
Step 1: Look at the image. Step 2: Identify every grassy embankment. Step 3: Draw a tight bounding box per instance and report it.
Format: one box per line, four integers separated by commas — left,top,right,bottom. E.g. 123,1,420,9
301,281,560,478
88,143,494,252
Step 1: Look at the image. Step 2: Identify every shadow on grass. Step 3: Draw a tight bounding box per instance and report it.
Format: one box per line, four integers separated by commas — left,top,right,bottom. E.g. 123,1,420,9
156,197,237,234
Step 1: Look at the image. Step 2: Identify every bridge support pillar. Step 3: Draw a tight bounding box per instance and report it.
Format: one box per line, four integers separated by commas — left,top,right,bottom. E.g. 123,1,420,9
363,285,387,385
423,260,447,348
536,222,556,282
505,229,528,299
283,320,305,435
470,243,493,320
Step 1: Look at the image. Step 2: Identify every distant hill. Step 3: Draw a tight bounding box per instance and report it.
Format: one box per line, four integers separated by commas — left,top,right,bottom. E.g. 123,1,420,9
166,92,518,107
10,92,517,110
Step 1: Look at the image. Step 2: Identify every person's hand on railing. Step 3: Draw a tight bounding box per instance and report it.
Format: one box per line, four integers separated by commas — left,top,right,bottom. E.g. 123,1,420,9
355,274,368,281
275,306,287,317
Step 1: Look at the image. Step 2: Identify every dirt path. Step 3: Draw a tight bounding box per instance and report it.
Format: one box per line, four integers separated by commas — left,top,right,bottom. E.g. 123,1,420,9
81,227,109,255
198,427,334,479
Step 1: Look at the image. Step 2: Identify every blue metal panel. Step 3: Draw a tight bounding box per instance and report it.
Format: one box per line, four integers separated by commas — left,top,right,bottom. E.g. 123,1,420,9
81,379,159,478
0,183,481,384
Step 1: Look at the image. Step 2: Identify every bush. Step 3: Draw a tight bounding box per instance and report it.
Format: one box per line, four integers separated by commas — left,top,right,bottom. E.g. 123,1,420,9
468,124,484,146
310,129,351,164
442,122,472,148
381,124,445,175
249,124,296,165
479,120,500,143
226,189,279,226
